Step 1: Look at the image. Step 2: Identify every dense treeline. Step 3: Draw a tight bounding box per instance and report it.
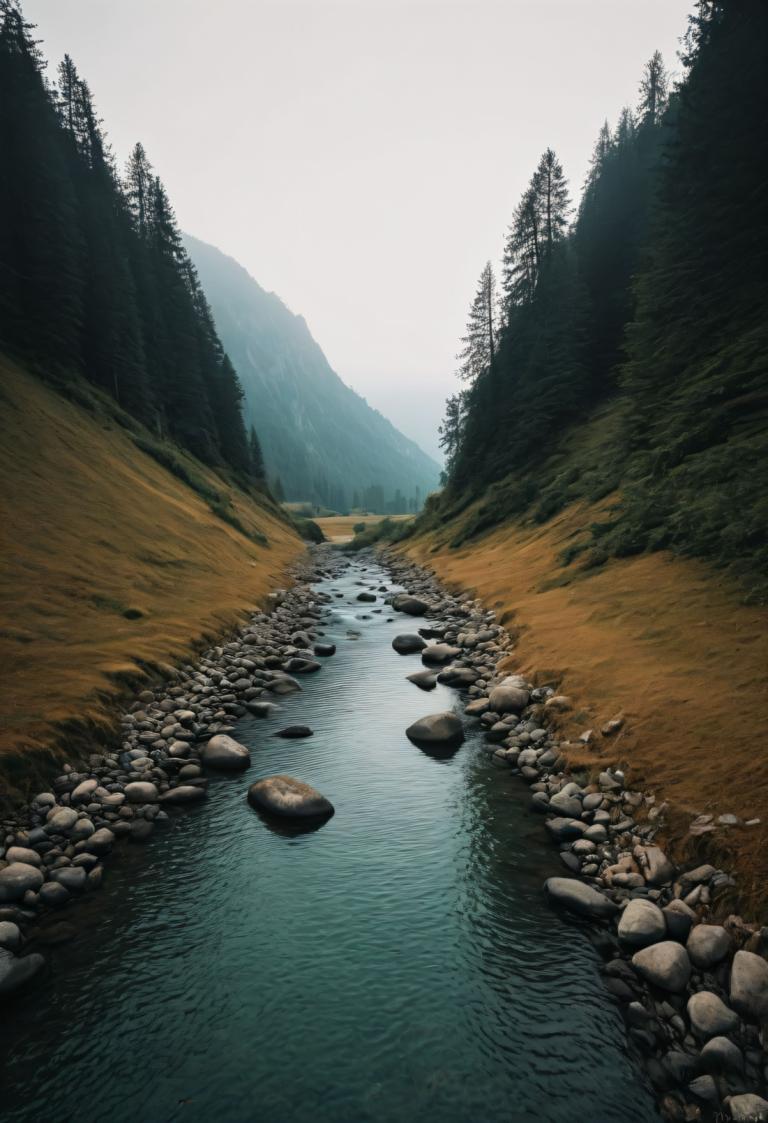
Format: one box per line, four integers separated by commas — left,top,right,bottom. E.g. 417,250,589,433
438,1,768,596
0,1,262,479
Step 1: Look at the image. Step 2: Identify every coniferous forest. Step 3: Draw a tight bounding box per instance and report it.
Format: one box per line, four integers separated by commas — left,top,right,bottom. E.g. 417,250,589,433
437,0,767,598
0,1,257,478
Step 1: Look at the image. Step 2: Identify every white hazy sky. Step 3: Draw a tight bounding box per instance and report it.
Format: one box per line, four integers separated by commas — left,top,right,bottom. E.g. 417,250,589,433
26,0,694,460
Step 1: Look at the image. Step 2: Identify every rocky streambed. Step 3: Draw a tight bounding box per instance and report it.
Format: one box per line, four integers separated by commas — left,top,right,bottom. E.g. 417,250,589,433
0,546,766,1123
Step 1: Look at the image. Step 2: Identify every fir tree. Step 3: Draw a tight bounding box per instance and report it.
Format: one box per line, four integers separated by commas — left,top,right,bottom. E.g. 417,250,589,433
457,262,497,383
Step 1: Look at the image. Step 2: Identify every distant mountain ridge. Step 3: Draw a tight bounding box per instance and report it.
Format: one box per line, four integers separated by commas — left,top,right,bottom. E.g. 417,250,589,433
184,234,441,511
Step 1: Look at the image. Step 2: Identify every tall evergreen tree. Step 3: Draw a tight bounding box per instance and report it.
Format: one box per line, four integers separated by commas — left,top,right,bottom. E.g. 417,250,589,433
637,49,669,125
457,262,497,383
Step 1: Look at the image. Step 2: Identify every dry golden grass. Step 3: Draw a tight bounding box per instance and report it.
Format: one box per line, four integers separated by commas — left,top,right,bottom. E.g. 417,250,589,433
0,358,303,777
316,513,413,543
405,501,768,909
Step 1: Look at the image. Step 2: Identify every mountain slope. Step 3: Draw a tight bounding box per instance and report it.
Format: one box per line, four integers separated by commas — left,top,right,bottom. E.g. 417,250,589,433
0,355,302,788
184,234,441,511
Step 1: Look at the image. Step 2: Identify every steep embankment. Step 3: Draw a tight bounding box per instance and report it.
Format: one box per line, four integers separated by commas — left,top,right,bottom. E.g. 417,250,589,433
0,357,303,787
405,500,768,907
184,234,441,508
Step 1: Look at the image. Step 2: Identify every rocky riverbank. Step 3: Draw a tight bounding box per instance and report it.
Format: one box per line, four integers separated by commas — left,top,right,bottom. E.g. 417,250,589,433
381,548,768,1123
0,547,347,995
2,544,767,1122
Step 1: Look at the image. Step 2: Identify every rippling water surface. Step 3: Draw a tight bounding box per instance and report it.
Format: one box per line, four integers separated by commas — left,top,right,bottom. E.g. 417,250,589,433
1,558,658,1122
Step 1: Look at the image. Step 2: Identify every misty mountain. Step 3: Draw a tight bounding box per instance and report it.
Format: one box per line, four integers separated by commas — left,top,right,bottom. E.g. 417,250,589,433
184,234,441,511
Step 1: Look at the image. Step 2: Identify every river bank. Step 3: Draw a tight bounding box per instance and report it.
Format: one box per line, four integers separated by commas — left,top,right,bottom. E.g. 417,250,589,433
1,545,767,1121
401,502,768,915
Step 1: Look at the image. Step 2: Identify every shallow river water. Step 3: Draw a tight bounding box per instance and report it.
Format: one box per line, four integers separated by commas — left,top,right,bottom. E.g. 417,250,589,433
1,558,658,1122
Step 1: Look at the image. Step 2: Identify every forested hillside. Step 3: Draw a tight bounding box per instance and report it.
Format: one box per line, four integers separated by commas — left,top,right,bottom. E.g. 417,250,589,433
185,234,441,513
0,1,260,479
433,0,767,599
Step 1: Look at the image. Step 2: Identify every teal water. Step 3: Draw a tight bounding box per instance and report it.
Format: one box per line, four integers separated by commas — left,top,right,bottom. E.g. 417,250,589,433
1,559,658,1122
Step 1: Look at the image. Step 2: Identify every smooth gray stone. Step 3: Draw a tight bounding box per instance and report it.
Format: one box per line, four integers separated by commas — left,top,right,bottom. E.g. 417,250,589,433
0,922,21,950
687,924,731,968
618,899,667,949
699,1035,744,1073
159,786,207,804
405,712,464,746
663,899,696,942
0,864,44,903
729,950,768,1022
406,670,438,691
124,781,159,803
201,735,250,771
247,775,334,821
687,991,738,1039
39,881,70,908
545,817,586,842
51,866,87,893
488,682,530,714
421,643,461,665
632,942,691,993
544,877,617,919
392,594,430,616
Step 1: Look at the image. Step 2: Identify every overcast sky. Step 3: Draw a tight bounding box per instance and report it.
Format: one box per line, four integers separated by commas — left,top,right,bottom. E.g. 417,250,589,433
26,0,693,460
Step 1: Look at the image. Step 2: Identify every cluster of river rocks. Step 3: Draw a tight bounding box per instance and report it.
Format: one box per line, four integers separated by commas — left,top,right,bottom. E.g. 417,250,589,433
377,548,768,1123
0,549,347,999
1,544,767,1123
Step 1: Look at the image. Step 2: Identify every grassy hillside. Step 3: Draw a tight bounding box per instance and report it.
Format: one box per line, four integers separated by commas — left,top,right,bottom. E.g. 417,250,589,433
403,499,768,912
0,356,303,789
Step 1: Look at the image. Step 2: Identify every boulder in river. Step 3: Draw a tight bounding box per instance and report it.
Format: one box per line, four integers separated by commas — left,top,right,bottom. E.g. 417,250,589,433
276,726,313,739
247,775,334,821
313,643,336,657
159,786,207,805
268,675,302,695
405,712,464,747
421,643,461,665
406,670,437,691
392,594,430,616
201,735,251,771
544,877,617,919
246,700,281,718
392,634,427,655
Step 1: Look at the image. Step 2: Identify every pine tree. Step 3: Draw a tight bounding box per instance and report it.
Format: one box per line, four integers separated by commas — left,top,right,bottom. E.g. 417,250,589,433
0,1,83,372
502,148,570,316
124,142,153,239
638,50,669,125
438,391,467,474
457,262,497,383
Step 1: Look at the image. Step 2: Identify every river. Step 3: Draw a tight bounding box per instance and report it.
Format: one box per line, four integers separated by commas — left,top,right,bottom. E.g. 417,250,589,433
0,556,658,1122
